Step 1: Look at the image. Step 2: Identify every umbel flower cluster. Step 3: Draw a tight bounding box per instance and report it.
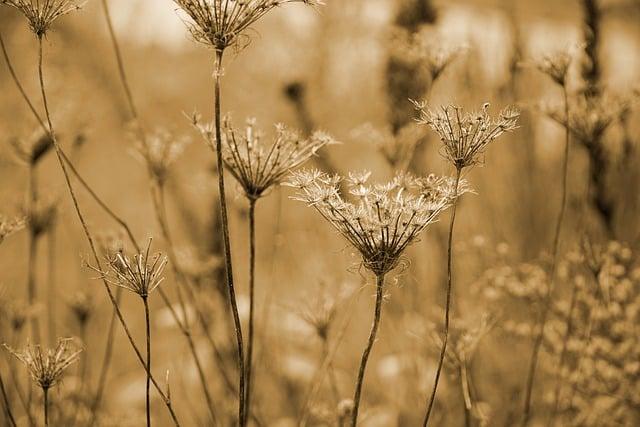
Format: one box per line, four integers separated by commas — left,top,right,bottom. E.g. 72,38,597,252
414,102,520,169
288,170,467,276
100,241,168,298
0,0,83,37
222,116,336,200
3,338,82,390
173,0,324,51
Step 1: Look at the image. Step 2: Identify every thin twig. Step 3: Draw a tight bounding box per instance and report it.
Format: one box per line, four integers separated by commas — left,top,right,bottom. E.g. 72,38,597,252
351,274,385,426
245,198,257,423
0,372,17,427
214,48,246,426
423,168,462,426
521,86,571,426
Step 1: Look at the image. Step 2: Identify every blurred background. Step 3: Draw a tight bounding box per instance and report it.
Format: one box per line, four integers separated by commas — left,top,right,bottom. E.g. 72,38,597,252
1,0,639,425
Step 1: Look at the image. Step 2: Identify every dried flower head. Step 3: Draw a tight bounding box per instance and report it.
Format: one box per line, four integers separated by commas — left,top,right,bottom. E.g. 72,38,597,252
534,49,575,86
221,116,336,200
414,102,520,169
133,127,190,186
4,338,82,389
287,170,466,276
10,132,53,166
67,291,94,327
1,0,84,37
0,214,25,244
173,0,323,51
1,300,37,332
98,240,168,298
23,197,58,238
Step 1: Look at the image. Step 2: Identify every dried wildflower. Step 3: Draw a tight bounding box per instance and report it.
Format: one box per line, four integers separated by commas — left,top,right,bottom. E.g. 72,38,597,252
1,0,83,37
1,300,37,332
414,102,520,170
173,0,323,51
23,197,58,238
294,281,345,341
133,128,190,186
10,132,53,166
287,170,464,276
67,291,94,327
4,338,82,389
221,117,335,200
98,240,168,298
0,214,25,244
534,49,574,86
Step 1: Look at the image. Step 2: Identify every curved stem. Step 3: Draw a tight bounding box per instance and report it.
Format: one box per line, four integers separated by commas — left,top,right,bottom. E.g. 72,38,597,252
36,36,180,426
0,372,17,427
422,168,461,426
27,165,40,343
350,274,385,426
521,86,571,427
152,185,220,426
213,49,245,426
143,296,152,427
245,199,256,424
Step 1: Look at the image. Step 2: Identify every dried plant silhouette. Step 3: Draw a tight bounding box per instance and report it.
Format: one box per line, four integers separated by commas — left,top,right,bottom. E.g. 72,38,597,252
0,0,638,426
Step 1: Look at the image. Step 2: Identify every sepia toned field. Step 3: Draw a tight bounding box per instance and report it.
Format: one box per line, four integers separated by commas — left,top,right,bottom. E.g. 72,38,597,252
0,0,639,426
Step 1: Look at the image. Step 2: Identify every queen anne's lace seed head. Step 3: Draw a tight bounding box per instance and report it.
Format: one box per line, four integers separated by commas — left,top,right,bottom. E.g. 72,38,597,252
221,117,336,200
174,0,324,52
98,240,168,298
133,128,190,186
3,338,82,390
1,0,83,37
414,102,520,170
287,170,468,276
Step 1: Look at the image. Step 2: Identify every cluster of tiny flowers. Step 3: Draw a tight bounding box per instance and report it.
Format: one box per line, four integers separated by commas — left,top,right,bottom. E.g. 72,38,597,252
99,240,168,298
397,29,466,82
0,214,25,244
67,290,94,327
221,116,336,200
3,338,82,389
133,128,190,186
287,170,466,276
544,242,640,425
534,49,575,86
173,0,323,51
414,102,520,169
1,0,83,37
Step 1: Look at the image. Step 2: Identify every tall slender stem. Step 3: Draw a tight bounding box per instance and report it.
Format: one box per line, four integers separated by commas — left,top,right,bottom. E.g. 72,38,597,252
521,86,571,427
213,48,245,426
35,36,180,426
42,388,48,427
423,167,462,427
46,225,57,345
152,185,219,426
143,296,152,427
27,165,40,343
245,198,257,424
0,372,17,427
350,274,385,426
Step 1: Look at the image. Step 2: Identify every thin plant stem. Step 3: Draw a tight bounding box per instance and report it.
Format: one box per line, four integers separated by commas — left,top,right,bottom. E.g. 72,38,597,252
101,0,138,120
47,225,57,345
245,198,257,423
35,36,180,426
42,388,48,427
350,274,385,427
213,48,245,426
27,165,40,343
143,296,152,427
0,372,17,427
152,185,220,426
423,167,462,427
88,287,122,427
520,86,571,427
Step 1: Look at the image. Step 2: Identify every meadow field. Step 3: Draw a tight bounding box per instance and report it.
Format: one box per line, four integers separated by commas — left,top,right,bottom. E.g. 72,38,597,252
0,0,639,426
